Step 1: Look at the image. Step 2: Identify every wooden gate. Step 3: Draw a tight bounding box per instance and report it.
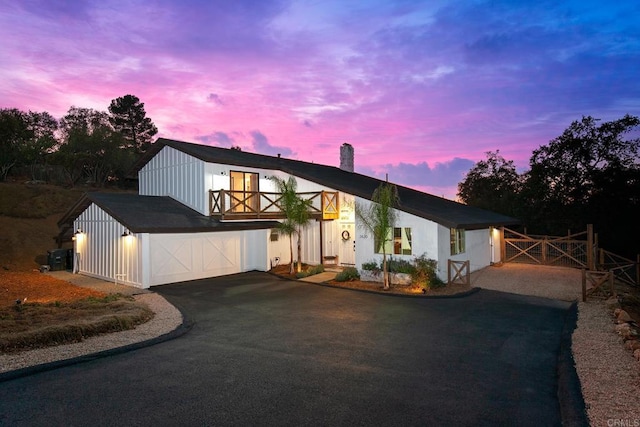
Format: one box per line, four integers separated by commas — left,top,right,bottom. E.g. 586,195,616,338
502,225,595,269
502,225,639,287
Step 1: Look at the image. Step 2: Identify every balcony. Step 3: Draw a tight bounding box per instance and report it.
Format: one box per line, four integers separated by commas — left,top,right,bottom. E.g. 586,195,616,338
209,190,339,220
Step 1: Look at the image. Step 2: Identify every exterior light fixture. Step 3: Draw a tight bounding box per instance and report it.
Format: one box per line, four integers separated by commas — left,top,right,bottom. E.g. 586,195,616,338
73,228,83,241
122,229,131,237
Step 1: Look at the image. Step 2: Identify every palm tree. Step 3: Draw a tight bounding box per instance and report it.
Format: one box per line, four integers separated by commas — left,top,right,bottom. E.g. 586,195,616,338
355,182,400,289
270,176,312,274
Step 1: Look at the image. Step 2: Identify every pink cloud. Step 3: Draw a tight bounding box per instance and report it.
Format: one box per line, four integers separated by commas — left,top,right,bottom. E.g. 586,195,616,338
1,0,638,200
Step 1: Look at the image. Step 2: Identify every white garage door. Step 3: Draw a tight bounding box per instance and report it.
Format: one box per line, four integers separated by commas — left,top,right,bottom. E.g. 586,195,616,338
149,232,242,286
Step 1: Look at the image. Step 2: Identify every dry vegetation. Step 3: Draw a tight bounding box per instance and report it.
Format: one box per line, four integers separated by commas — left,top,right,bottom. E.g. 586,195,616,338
0,182,152,354
0,182,84,271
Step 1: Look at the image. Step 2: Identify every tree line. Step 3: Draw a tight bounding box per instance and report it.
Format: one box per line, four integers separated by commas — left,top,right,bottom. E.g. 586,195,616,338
458,114,640,258
1,100,636,257
0,94,157,186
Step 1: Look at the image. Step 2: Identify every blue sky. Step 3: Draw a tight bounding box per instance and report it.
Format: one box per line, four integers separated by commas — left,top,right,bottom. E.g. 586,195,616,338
1,0,638,198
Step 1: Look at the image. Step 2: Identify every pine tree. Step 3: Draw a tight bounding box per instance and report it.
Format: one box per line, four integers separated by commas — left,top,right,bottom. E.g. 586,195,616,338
108,95,158,154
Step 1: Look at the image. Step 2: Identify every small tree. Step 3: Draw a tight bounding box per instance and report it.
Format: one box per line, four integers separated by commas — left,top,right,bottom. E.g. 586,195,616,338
355,182,399,289
270,176,313,274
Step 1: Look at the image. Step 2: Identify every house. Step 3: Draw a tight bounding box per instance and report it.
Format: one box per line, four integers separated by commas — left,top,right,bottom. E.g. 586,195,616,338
57,138,518,288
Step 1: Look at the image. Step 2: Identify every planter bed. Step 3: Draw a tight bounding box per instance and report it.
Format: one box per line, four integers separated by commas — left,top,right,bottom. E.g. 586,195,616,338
359,270,412,286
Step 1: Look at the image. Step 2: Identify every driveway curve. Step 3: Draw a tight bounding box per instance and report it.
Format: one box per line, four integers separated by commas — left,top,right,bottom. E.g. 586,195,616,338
0,272,581,426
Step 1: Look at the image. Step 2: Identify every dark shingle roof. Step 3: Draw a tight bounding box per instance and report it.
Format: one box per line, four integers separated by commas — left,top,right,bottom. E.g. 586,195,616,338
57,192,280,242
131,138,519,230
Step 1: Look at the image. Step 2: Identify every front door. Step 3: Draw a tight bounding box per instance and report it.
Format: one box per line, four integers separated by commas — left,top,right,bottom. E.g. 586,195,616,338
339,222,356,266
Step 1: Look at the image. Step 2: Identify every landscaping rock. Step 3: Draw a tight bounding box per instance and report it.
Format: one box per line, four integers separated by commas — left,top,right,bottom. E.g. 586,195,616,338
615,323,631,334
634,349,640,361
615,309,633,324
621,327,639,341
624,340,640,351
359,270,412,286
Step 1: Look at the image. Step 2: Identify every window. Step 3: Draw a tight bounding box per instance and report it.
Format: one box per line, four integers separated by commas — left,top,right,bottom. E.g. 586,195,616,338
230,171,259,212
375,227,412,255
450,228,465,255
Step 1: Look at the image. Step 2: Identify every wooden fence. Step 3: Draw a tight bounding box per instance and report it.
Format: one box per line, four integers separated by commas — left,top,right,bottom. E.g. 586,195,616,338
598,249,639,287
448,260,470,286
581,269,615,302
502,225,638,287
502,225,595,269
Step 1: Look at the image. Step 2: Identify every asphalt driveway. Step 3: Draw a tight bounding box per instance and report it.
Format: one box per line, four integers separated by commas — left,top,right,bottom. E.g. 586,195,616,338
0,272,583,426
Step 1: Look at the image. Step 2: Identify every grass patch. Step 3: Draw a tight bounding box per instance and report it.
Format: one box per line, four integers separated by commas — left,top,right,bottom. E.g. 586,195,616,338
0,295,154,353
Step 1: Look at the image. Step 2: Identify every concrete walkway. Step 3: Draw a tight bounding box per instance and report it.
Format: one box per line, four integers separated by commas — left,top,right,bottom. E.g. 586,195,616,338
298,271,338,283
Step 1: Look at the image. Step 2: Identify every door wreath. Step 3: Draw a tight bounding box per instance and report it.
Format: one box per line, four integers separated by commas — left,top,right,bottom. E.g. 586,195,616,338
341,230,350,241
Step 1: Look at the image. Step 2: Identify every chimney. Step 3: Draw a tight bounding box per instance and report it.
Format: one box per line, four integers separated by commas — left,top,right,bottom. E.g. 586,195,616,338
339,143,354,172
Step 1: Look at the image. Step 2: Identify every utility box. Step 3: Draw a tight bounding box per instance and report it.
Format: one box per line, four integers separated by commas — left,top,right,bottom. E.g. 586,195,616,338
47,249,71,271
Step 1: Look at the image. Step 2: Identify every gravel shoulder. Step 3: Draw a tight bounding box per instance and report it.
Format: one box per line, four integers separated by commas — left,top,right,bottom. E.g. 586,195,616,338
0,288,183,374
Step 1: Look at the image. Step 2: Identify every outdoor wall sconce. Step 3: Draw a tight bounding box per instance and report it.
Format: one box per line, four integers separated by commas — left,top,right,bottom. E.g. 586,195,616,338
75,228,83,235
122,229,131,237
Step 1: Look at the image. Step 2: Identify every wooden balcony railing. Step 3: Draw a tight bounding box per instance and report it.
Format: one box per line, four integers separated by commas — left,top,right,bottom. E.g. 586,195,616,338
209,190,339,220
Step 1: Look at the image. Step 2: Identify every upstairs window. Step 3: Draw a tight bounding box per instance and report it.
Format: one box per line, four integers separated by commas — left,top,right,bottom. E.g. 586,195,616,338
450,228,465,255
230,171,259,213
375,227,412,255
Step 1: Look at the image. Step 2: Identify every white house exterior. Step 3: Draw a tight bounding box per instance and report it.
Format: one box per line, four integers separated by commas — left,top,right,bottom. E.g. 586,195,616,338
58,139,518,288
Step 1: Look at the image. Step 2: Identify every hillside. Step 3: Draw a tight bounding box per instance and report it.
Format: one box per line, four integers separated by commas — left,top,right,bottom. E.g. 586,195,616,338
0,182,96,271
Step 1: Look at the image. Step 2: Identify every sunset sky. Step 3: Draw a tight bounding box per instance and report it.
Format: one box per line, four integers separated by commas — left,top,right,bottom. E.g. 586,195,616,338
1,0,638,198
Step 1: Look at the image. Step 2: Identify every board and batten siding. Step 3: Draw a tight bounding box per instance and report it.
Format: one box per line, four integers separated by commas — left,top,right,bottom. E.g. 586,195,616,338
74,204,143,287
139,146,207,215
74,203,272,288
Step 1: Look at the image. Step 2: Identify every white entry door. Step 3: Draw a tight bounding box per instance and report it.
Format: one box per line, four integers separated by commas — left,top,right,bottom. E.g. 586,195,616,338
338,222,356,266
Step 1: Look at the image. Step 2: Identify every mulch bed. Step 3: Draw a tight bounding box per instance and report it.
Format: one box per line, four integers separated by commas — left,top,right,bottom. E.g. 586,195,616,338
0,271,106,307
270,264,472,296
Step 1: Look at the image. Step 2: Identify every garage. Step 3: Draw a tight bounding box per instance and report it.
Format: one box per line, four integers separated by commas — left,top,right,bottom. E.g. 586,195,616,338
60,192,278,288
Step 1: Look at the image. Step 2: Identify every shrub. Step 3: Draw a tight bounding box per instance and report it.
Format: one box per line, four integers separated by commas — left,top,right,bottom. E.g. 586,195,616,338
308,264,325,275
386,257,415,274
295,264,325,278
335,267,360,282
410,254,445,291
361,260,379,272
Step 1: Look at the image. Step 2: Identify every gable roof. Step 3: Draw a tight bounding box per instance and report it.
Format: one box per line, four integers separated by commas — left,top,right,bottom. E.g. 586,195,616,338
132,138,519,230
57,192,280,242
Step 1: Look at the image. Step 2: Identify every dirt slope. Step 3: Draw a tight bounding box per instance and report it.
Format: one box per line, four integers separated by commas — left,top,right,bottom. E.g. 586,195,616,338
0,182,86,271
